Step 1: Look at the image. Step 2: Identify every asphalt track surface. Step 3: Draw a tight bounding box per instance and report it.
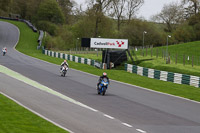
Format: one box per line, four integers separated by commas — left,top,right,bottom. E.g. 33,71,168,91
0,21,200,133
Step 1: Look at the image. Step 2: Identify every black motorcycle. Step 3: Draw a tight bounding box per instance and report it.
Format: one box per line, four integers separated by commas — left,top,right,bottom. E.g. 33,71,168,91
61,65,68,77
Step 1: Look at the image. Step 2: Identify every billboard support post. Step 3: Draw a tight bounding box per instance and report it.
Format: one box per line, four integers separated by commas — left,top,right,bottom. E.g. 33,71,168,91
126,49,135,65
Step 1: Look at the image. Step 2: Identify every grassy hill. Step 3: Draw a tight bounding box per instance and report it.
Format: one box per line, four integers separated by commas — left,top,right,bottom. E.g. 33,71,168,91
135,41,200,60
132,41,200,76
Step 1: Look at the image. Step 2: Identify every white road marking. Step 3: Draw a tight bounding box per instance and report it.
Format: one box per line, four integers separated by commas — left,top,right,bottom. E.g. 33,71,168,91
0,91,74,133
103,114,114,119
136,129,147,133
122,123,133,128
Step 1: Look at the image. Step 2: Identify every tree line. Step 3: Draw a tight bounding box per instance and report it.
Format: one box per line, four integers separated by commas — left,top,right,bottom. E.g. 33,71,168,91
0,0,199,50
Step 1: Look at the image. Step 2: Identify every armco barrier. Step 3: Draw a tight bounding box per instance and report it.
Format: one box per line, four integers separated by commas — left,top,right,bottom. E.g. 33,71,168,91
37,30,44,49
125,63,200,88
43,49,103,69
0,17,37,32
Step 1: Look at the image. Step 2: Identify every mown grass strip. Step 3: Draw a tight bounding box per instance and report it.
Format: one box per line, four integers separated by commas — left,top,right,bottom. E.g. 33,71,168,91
2,19,200,103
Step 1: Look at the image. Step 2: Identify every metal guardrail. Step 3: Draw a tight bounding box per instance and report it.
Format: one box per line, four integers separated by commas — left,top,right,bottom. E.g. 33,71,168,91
0,16,37,32
37,30,44,49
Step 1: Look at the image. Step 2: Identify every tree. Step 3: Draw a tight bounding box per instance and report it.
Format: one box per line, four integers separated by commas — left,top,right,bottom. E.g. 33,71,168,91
0,0,11,12
119,20,166,46
2,0,42,20
182,0,199,16
126,0,144,23
109,0,144,31
72,13,115,39
174,23,196,42
152,2,184,32
37,0,65,24
57,0,76,24
87,0,112,37
112,0,126,31
187,12,200,40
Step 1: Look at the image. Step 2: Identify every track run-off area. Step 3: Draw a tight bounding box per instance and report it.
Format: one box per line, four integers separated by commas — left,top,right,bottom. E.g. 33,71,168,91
1,21,200,133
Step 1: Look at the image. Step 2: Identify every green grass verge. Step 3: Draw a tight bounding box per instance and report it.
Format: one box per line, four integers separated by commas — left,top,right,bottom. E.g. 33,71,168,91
2,19,200,104
0,94,68,133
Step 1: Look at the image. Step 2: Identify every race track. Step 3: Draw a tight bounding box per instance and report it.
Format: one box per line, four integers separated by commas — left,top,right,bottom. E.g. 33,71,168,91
1,21,200,133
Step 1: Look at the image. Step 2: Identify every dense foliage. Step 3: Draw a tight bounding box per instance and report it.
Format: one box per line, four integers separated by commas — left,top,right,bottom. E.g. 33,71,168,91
0,0,199,50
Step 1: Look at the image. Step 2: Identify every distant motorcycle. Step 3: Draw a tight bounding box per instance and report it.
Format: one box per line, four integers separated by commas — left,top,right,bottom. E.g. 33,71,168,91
2,49,6,56
97,78,109,95
60,65,68,77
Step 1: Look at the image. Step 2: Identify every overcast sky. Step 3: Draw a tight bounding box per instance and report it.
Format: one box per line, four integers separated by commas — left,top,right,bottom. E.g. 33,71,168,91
75,0,182,20
138,0,181,20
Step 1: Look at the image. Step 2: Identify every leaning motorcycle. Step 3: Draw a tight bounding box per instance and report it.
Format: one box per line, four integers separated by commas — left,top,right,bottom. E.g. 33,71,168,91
60,65,68,77
97,78,109,96
2,50,6,56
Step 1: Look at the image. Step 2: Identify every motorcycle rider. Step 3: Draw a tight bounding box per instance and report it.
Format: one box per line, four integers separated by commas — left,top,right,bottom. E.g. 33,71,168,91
2,47,7,56
97,72,109,90
60,60,69,72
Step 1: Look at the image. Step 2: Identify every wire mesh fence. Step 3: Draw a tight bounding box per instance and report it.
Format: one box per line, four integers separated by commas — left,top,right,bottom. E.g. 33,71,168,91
130,46,200,67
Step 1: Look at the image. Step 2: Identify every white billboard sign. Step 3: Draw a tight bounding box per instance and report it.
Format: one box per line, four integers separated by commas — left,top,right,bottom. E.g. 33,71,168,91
90,38,128,49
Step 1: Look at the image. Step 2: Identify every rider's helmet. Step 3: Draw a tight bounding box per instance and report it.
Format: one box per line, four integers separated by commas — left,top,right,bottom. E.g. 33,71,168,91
103,72,107,76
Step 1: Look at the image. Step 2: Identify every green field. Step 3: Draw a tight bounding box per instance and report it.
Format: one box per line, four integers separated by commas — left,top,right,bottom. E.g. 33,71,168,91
133,42,200,76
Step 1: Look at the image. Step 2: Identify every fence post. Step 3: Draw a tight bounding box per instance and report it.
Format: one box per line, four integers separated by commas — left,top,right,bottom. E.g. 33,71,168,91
192,56,194,67
146,47,147,56
156,48,158,58
141,49,143,56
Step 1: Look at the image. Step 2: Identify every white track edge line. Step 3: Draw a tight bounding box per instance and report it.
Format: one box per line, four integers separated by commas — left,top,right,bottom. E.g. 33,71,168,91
103,114,114,119
136,129,147,133
0,91,74,133
122,123,133,128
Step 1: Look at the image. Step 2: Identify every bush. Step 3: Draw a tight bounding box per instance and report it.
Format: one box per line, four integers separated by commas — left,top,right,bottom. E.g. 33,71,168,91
45,25,75,50
119,20,166,46
174,23,196,42
37,21,58,35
